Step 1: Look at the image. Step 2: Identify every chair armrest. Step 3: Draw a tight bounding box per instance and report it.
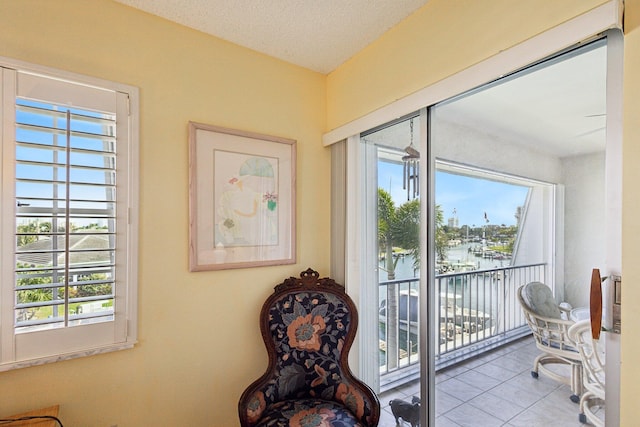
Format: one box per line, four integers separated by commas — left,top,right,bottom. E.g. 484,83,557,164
559,302,572,313
559,302,572,320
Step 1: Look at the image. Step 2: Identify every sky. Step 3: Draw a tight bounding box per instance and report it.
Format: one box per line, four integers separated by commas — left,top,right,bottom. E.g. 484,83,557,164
378,161,529,227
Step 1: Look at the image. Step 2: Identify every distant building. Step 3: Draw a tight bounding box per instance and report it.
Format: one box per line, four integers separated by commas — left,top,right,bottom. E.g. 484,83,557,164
448,216,459,228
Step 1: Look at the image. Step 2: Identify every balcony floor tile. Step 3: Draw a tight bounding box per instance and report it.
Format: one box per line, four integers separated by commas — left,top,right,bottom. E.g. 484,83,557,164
378,336,595,426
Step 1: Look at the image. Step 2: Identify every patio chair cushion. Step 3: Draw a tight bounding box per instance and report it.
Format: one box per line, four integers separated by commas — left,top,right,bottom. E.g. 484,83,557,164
522,282,562,319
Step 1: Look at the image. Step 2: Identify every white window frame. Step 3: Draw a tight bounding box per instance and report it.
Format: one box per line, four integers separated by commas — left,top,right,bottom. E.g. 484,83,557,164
0,57,139,371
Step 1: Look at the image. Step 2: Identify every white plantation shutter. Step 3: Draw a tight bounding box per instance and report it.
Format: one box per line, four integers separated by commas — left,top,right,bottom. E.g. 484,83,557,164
0,63,138,370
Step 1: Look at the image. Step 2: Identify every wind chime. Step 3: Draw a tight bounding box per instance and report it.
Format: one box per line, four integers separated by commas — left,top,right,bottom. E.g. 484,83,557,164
402,118,419,200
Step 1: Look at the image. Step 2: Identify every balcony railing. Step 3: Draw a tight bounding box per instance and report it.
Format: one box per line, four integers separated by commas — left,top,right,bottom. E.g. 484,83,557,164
378,263,545,389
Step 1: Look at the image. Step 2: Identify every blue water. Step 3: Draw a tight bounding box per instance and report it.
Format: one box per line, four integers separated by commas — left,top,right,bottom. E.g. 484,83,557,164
379,243,509,281
378,255,417,281
378,243,504,317
378,245,507,367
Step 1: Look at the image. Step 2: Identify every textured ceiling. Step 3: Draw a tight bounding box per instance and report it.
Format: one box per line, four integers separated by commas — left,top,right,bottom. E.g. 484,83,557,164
114,0,429,74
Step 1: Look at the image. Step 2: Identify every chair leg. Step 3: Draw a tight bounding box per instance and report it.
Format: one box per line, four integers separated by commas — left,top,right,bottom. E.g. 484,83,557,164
578,392,604,427
532,353,582,403
570,361,583,404
531,353,545,378
579,391,589,419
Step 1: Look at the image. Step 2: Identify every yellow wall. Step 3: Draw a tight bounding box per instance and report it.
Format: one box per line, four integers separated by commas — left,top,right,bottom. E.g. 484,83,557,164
326,0,609,130
2,0,640,425
0,1,328,425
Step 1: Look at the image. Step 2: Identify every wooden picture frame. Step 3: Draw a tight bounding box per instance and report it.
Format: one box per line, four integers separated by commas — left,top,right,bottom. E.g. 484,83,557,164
188,122,296,271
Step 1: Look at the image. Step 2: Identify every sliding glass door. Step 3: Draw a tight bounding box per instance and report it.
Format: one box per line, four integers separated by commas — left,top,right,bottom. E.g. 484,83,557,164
335,32,620,427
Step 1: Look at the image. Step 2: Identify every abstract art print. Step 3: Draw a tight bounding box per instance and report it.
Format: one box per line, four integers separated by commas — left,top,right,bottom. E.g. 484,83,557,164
189,122,296,271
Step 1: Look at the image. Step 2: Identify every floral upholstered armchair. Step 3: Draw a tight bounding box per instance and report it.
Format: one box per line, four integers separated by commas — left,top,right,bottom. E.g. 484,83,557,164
238,268,380,427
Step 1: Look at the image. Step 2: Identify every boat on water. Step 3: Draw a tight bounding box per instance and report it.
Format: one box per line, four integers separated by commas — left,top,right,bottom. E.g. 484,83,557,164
378,289,492,339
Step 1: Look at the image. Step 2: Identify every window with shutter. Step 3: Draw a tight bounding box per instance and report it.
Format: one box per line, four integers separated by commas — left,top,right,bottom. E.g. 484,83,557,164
0,61,138,370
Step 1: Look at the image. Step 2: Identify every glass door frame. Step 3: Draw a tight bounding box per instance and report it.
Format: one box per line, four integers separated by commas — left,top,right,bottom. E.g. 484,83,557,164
331,14,623,426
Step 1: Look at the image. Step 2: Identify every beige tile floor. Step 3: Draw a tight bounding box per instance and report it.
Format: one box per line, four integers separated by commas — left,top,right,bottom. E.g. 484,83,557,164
378,337,604,426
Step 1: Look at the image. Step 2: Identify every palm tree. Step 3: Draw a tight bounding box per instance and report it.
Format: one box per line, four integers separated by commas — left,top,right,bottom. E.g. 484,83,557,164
378,188,446,276
378,188,446,370
434,206,447,263
378,189,420,278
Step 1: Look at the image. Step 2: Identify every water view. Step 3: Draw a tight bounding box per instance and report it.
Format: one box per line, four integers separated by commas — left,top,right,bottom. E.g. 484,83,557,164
378,240,528,373
379,242,511,281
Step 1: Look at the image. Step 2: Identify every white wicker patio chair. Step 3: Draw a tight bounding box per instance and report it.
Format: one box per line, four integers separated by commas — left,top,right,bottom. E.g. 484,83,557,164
568,319,606,426
517,282,583,402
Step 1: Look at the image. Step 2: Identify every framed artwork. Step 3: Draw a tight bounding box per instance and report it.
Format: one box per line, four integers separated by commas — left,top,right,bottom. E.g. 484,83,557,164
188,122,296,271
